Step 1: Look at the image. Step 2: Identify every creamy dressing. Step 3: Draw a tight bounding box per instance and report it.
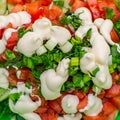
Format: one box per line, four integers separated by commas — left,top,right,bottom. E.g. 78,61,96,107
75,7,112,89
0,11,31,29
40,58,70,100
80,94,103,116
9,83,41,120
61,94,79,114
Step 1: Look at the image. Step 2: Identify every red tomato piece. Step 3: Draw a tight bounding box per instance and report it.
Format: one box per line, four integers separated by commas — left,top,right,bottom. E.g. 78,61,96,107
110,29,120,43
25,2,44,22
71,0,88,12
48,100,62,114
40,0,52,6
110,95,120,109
6,31,18,50
102,101,117,116
87,0,101,19
7,0,23,4
11,4,24,13
105,84,120,98
77,96,88,110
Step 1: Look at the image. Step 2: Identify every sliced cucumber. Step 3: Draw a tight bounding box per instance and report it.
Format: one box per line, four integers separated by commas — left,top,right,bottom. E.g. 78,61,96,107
0,0,7,15
115,110,120,120
0,87,10,102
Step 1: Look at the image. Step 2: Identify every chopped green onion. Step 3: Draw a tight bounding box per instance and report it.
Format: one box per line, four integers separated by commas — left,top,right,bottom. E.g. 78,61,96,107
36,45,47,56
91,67,100,77
70,57,79,66
103,7,115,20
59,41,73,53
9,92,22,102
45,39,58,51
5,49,16,60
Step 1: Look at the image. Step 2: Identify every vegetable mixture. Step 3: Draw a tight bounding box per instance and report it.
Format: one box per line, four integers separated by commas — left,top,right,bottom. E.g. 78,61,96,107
0,0,120,120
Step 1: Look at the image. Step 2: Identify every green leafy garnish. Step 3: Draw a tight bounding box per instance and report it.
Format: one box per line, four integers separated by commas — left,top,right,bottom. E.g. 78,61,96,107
53,0,64,8
104,7,115,20
60,10,82,30
115,0,120,10
18,27,31,38
9,92,22,102
5,49,16,60
114,18,120,38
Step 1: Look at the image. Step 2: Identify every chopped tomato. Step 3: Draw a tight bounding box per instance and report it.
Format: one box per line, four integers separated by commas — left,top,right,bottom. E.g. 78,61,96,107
42,5,64,24
7,0,23,4
39,0,52,6
48,100,62,114
111,72,120,83
11,4,24,13
105,84,120,98
110,95,120,109
110,29,120,43
71,0,88,12
102,102,117,116
98,1,108,18
0,52,6,62
72,90,85,99
77,96,88,110
87,0,101,20
6,31,18,50
25,2,44,22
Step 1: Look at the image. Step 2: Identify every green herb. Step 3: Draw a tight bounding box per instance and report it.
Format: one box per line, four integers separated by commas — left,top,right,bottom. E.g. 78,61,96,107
60,10,82,30
0,87,10,102
83,28,92,41
115,0,120,10
0,99,14,120
110,45,120,72
53,0,64,8
18,27,31,38
25,82,31,89
114,18,120,38
70,57,79,67
116,111,120,120
91,67,100,77
103,7,115,20
9,92,22,102
5,49,16,60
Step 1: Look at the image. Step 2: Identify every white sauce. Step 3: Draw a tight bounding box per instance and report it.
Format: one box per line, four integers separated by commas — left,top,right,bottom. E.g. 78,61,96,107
61,94,79,114
80,94,103,116
40,58,70,100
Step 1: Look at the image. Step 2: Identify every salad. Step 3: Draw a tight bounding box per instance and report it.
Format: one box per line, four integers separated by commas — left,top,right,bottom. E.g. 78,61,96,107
0,0,120,120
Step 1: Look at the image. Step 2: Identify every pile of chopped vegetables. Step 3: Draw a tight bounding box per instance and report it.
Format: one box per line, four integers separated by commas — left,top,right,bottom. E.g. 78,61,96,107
0,0,120,120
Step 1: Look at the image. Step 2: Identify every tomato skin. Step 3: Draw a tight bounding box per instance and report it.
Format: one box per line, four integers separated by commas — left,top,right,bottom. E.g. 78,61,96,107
110,95,120,109
25,2,44,22
110,29,120,43
40,0,52,6
71,0,88,11
6,31,18,50
7,0,23,4
48,100,62,114
105,84,120,98
11,4,24,13
102,102,117,116
87,0,101,19
77,96,88,110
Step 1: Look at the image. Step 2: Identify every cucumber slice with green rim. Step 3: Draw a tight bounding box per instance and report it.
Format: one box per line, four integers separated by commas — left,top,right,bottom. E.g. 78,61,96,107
0,0,8,15
115,111,120,120
0,87,10,102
